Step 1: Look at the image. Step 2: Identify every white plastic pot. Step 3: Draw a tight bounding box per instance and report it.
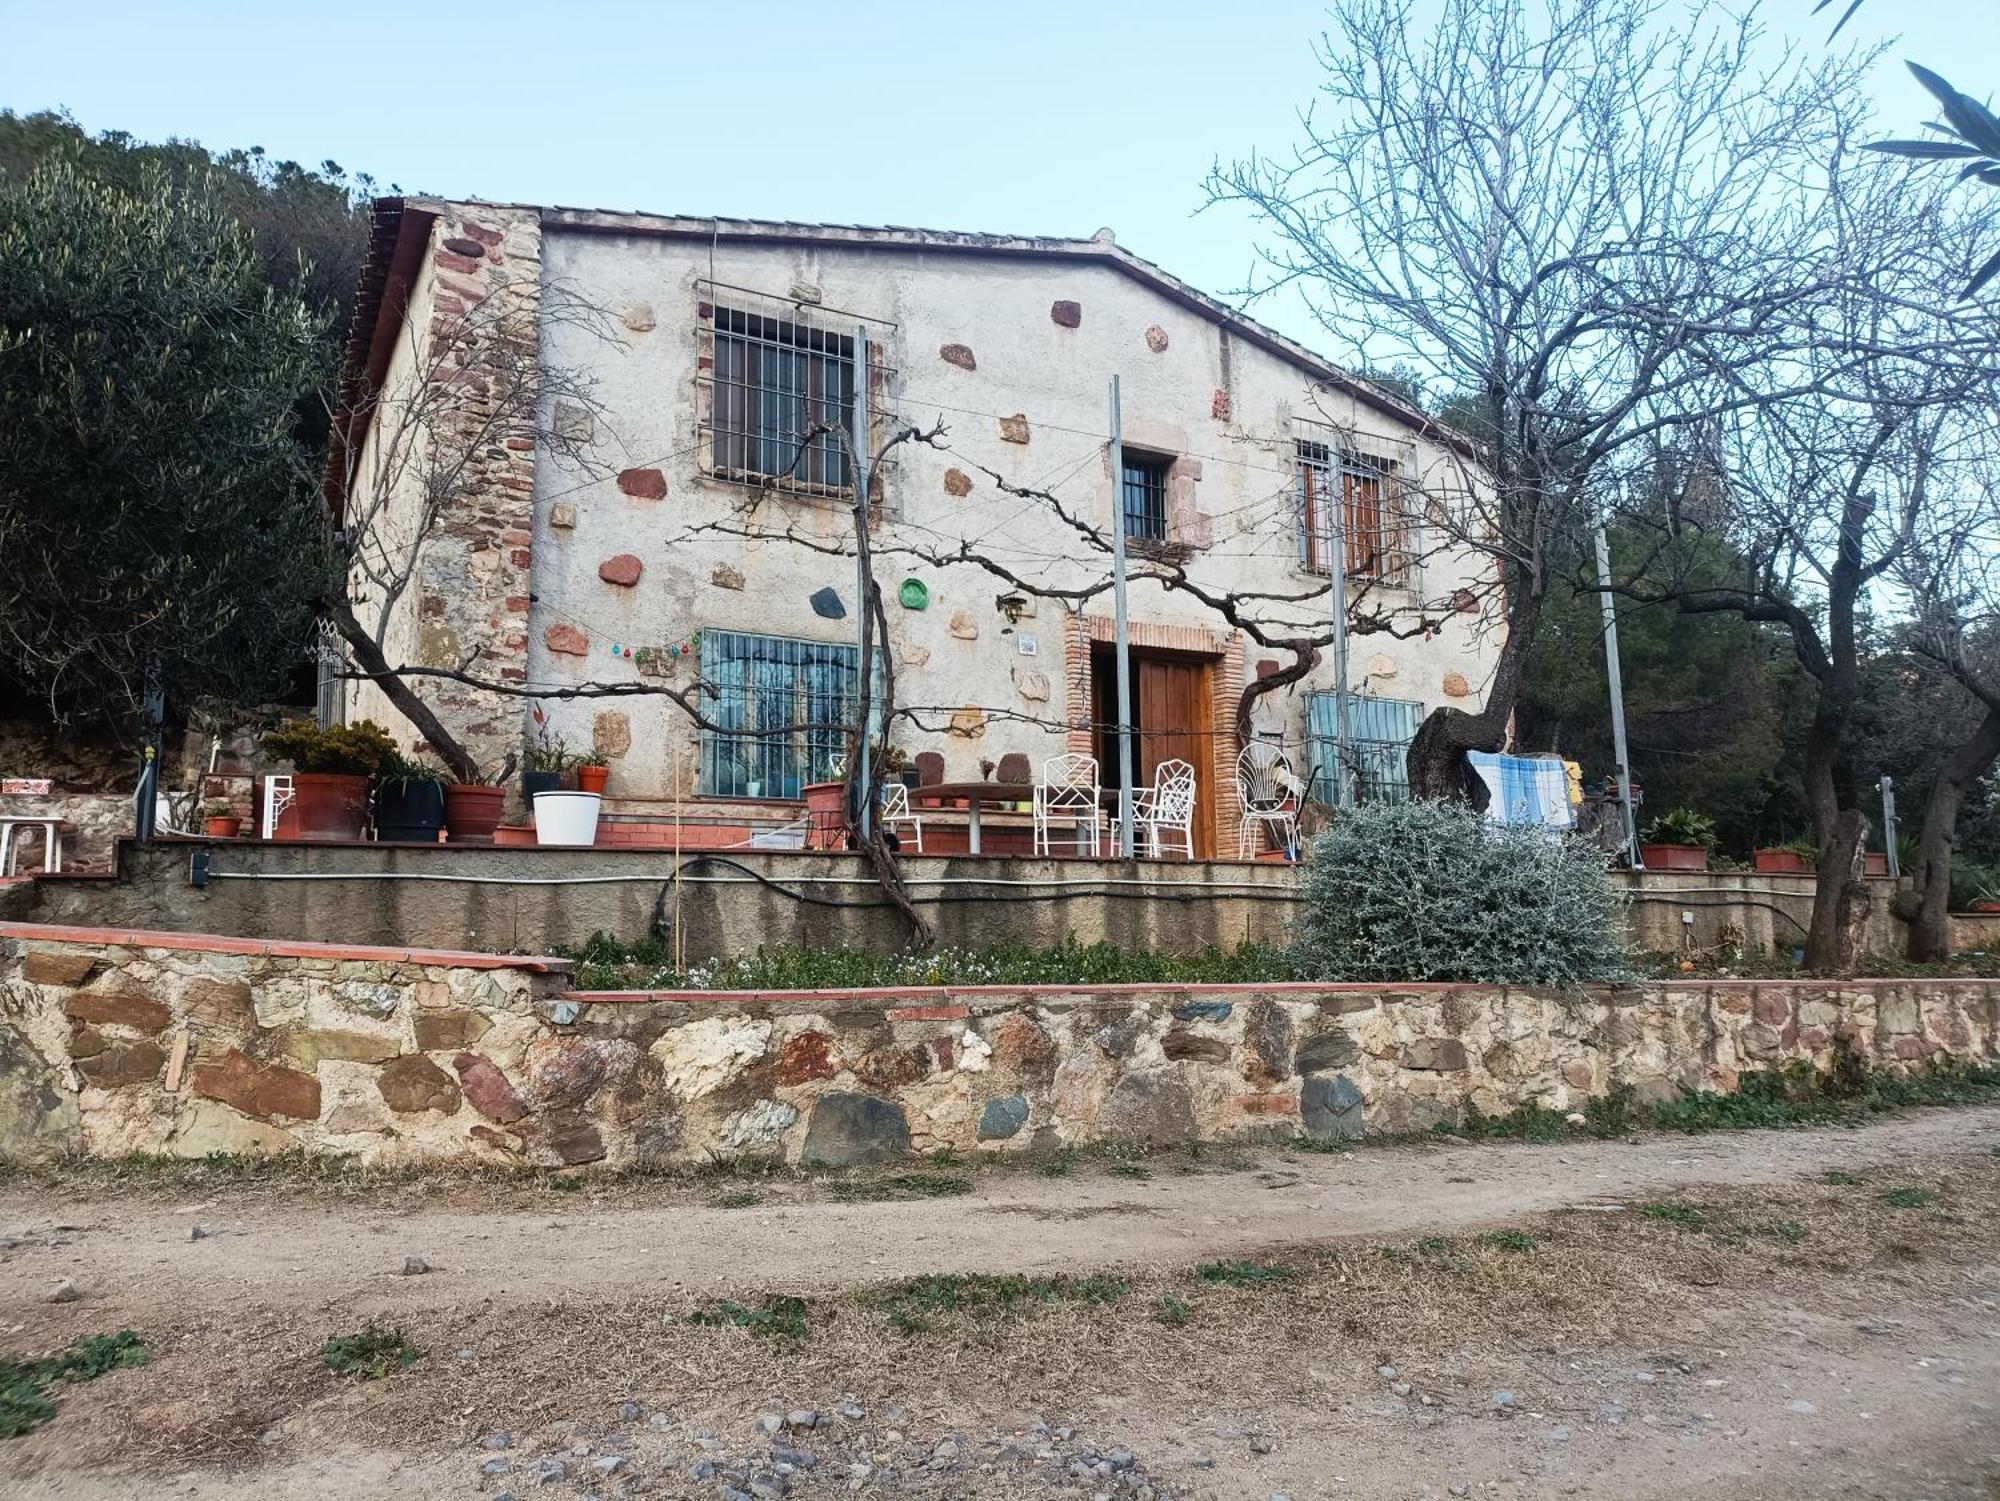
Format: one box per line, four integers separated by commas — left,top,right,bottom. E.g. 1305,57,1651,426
532,790,602,846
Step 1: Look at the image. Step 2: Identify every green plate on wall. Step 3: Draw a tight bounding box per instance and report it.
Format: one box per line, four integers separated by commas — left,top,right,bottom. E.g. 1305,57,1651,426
898,578,929,610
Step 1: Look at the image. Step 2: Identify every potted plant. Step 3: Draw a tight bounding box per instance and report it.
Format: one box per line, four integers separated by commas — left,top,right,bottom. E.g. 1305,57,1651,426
262,719,395,840
523,706,572,805
1638,808,1715,872
1753,836,1815,875
575,748,610,795
373,748,448,843
881,744,918,790
1863,849,1890,877
444,760,509,845
203,813,242,838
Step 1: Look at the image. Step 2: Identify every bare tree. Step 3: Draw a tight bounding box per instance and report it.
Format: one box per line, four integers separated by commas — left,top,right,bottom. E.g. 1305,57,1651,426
325,274,617,779
1205,0,1907,798
1605,210,2000,969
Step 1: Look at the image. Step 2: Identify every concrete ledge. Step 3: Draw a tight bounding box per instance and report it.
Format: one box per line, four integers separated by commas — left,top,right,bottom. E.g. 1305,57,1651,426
0,920,570,974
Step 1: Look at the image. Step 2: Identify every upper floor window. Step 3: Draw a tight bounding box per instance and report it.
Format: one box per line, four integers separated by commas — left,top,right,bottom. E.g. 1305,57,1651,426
710,306,854,493
1296,441,1411,586
1121,451,1171,541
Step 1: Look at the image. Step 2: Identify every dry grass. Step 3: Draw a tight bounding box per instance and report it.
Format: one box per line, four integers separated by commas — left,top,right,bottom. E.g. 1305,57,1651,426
33,1158,1995,1470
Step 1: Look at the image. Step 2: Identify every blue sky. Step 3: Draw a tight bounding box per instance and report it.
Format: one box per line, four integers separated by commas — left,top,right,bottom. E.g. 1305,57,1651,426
2,0,1991,353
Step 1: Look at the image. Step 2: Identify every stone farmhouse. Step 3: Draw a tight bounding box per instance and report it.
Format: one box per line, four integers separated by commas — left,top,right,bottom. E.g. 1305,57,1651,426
331,197,1499,857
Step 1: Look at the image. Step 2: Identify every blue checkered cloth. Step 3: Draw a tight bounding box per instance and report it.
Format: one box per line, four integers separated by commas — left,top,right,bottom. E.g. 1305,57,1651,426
1467,752,1575,830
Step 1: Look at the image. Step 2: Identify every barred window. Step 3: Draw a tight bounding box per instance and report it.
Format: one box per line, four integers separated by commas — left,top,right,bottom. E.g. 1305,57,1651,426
1121,451,1170,541
698,631,860,799
710,307,854,492
1297,441,1411,585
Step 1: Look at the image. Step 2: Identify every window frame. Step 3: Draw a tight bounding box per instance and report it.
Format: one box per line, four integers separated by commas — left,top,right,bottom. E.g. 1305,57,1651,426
704,303,857,497
1296,440,1411,587
697,630,883,800
1120,449,1172,542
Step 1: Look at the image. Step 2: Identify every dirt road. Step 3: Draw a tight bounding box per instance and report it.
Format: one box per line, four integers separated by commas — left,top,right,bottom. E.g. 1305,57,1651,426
3,1108,1997,1500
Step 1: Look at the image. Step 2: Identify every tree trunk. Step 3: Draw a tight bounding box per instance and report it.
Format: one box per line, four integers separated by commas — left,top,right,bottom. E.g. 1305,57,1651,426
1406,602,1535,800
1902,706,2000,962
326,599,482,783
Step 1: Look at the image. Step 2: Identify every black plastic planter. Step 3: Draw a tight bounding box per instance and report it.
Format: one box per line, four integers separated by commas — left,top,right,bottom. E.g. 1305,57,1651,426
374,779,446,843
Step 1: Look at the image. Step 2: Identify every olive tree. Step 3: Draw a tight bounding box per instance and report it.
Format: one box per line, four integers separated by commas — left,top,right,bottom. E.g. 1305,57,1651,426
0,163,329,735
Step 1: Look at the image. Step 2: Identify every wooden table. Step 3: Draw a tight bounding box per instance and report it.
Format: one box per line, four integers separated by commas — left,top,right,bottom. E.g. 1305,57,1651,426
909,781,1066,856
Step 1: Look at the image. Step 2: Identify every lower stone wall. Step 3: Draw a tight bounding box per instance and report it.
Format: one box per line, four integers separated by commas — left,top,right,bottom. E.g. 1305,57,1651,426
3,922,1994,1169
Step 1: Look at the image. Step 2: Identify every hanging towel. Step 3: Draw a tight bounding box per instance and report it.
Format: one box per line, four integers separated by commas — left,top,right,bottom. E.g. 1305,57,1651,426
1467,752,1576,830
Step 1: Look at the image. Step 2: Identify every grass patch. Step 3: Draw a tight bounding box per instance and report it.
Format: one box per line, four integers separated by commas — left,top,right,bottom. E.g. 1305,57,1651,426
1821,1169,1863,1186
690,1296,808,1341
1879,1186,1937,1209
873,1272,1131,1335
0,1331,147,1440
1483,1229,1537,1252
827,1172,971,1203
1764,1219,1808,1244
711,1189,763,1209
1288,1135,1354,1155
1155,1294,1193,1327
1436,1054,2000,1144
322,1325,419,1381
1195,1259,1290,1287
1641,1202,1705,1228
1108,1161,1151,1181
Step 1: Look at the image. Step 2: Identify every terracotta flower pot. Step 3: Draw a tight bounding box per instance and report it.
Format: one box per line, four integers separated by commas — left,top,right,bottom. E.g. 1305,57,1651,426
1753,848,1813,874
444,784,506,845
575,764,609,795
1864,852,1889,877
1638,842,1709,872
203,815,242,838
288,771,371,841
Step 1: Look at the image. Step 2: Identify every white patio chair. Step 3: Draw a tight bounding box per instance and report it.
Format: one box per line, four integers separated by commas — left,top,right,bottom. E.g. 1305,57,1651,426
1131,758,1197,860
1033,753,1103,856
1236,741,1303,858
261,775,295,839
880,781,924,853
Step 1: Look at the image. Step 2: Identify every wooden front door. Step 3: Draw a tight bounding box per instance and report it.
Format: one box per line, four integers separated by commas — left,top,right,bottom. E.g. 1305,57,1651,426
1093,645,1215,858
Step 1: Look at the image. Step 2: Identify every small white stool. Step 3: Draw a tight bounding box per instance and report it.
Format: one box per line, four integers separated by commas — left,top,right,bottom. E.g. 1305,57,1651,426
0,815,66,874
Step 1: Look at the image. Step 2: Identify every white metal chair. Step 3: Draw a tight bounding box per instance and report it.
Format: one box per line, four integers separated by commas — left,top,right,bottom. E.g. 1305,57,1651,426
1236,741,1303,858
1130,758,1197,860
1033,753,1104,856
261,775,295,839
880,782,924,853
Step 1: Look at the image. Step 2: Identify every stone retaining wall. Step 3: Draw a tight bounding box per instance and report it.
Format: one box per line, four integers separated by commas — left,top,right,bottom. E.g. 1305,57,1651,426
2,922,1994,1169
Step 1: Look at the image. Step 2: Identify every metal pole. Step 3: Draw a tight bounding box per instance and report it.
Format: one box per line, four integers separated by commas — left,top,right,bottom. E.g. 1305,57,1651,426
1109,376,1136,859
850,325,873,845
1592,509,1643,867
1325,466,1353,809
1880,775,1899,878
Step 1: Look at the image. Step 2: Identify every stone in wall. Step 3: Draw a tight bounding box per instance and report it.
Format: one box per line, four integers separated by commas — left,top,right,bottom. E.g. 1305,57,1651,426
549,502,577,530
622,301,657,333
801,1092,910,1167
939,343,977,371
1144,325,1169,352
948,611,979,641
1050,300,1082,328
1013,668,1050,703
593,712,632,760
998,414,1031,445
191,1048,320,1122
598,554,643,587
617,468,667,501
711,564,746,591
1442,671,1470,699
943,468,973,498
378,1055,462,1114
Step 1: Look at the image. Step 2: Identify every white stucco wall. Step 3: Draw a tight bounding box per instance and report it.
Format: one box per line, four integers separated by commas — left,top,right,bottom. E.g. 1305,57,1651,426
499,218,1500,818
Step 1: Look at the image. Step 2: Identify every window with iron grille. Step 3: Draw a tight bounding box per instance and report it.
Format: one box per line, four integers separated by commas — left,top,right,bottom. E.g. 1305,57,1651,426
1306,691,1424,807
1122,452,1170,541
1296,441,1411,585
698,631,884,799
708,306,854,492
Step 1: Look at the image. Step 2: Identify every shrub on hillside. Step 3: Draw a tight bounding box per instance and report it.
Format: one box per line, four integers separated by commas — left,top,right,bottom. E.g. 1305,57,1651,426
1292,799,1630,985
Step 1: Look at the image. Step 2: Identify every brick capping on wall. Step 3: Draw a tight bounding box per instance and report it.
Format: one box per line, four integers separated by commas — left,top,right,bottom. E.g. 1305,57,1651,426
0,921,571,975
